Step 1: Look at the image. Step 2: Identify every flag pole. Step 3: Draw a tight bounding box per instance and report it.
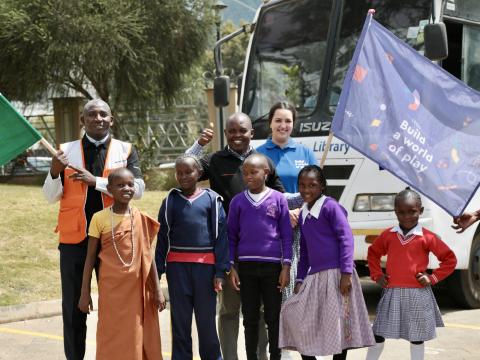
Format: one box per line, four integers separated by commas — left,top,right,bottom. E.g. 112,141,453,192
39,137,58,157
319,131,334,169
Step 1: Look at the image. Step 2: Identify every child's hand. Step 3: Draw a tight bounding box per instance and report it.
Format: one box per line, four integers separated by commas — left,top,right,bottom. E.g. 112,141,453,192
416,272,431,287
229,268,241,291
214,277,225,293
376,274,390,287
155,289,167,312
340,273,352,296
293,282,302,294
278,265,291,292
289,209,300,228
78,293,93,314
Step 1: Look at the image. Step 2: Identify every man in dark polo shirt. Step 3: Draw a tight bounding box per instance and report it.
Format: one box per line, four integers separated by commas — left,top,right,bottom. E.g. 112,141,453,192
189,113,284,211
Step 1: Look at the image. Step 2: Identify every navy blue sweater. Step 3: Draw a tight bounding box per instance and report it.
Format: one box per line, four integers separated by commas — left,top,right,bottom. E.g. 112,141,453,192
155,188,229,278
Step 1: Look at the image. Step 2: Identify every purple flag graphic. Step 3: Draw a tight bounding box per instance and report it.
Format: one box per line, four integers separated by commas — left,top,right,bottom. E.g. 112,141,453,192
332,14,480,217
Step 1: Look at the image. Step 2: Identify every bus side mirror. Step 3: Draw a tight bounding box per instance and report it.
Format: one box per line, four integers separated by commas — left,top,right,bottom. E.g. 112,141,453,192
424,22,448,61
214,76,230,107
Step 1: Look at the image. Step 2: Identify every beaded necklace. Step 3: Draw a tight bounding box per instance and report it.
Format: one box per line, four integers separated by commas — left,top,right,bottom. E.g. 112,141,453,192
110,206,135,267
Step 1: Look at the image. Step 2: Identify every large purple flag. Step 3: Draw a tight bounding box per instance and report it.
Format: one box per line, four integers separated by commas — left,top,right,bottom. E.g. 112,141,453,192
332,14,480,217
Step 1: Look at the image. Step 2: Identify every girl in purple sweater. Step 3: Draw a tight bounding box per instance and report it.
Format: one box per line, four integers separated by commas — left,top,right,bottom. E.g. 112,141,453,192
228,153,293,360
279,165,374,359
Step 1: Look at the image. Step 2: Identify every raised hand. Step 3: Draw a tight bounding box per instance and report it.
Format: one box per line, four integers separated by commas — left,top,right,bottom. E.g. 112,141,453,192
198,128,214,146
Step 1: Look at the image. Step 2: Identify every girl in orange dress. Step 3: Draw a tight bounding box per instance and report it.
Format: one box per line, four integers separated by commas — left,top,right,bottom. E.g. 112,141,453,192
79,168,165,359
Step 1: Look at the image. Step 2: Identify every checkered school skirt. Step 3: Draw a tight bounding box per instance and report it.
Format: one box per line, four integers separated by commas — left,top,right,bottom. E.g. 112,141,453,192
279,268,375,356
372,287,444,342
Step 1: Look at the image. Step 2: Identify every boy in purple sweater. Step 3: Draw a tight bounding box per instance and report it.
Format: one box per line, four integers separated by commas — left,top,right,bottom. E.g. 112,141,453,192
228,153,292,360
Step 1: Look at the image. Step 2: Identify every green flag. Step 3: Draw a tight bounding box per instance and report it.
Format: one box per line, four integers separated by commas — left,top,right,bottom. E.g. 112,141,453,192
0,93,42,166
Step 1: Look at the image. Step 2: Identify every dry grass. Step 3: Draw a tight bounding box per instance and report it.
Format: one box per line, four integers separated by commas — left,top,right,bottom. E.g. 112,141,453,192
0,184,167,306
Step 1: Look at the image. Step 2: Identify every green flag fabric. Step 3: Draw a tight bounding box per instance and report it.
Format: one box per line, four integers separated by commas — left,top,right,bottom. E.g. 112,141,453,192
0,93,42,166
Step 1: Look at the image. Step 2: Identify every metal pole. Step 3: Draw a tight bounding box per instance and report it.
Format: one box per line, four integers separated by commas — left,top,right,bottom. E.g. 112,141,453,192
216,20,225,149
218,107,224,149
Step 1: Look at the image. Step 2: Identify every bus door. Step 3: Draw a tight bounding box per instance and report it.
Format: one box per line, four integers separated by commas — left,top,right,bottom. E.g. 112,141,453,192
442,18,480,91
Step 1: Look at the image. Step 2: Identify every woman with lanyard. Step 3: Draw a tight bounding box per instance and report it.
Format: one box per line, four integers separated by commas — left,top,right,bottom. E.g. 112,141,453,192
256,102,317,302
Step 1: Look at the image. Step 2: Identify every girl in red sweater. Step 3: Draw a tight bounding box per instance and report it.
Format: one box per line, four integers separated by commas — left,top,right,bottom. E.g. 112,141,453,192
366,189,456,360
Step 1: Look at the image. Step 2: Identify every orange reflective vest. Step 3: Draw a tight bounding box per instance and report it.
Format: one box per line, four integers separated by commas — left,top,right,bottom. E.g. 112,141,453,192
56,138,132,244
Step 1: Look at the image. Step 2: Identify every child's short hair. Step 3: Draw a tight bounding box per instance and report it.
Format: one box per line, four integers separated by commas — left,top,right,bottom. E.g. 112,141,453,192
108,168,134,185
297,165,327,189
394,188,422,207
175,154,202,172
243,153,269,168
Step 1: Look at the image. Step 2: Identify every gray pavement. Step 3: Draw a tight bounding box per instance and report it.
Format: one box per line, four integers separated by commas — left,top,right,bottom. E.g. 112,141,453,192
0,280,479,359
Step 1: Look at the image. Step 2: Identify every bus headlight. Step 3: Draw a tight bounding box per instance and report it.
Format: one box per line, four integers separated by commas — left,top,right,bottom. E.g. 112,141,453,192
353,194,395,211
353,195,370,211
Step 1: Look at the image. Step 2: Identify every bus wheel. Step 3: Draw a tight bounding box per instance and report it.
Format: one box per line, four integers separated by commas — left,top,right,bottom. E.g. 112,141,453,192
447,234,480,309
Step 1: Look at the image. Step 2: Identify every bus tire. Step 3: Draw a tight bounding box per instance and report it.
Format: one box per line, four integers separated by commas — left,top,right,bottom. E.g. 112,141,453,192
447,234,480,309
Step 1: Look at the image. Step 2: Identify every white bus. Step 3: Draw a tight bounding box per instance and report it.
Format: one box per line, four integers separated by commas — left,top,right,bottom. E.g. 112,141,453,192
227,0,480,308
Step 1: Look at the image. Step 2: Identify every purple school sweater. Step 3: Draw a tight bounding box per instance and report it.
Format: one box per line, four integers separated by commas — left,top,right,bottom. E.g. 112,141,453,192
228,188,292,265
296,196,354,282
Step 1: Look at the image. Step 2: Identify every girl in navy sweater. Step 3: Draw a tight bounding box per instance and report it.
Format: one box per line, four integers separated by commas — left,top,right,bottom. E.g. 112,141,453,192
155,155,229,360
228,153,293,360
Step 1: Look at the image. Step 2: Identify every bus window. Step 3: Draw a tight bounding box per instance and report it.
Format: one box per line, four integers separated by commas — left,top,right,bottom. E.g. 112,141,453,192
463,25,480,92
442,21,463,80
327,0,431,116
242,0,431,138
243,0,333,138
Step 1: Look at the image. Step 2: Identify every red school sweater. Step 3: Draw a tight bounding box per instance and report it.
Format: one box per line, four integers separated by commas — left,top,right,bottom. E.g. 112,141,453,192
367,227,457,288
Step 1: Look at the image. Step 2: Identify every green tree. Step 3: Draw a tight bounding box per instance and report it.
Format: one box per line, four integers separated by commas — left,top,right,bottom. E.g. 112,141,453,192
0,0,215,109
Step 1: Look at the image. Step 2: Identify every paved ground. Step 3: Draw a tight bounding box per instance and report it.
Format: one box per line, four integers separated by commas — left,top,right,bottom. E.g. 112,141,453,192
0,280,479,359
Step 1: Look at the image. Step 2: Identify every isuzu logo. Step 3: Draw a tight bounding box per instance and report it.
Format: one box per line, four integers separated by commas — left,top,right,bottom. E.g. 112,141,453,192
298,122,331,133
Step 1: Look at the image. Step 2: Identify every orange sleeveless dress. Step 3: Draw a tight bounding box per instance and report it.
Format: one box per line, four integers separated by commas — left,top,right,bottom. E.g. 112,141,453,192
95,208,162,360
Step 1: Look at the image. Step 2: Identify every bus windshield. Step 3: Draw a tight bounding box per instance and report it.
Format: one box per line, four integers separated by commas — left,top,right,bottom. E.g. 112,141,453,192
243,0,431,138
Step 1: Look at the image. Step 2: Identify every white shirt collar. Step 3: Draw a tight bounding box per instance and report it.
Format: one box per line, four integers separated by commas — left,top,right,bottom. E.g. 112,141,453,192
85,133,110,147
390,223,423,237
301,195,326,224
247,188,270,203
226,145,254,160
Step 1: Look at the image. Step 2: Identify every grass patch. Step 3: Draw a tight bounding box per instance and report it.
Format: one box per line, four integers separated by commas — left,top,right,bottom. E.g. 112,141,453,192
0,184,167,306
